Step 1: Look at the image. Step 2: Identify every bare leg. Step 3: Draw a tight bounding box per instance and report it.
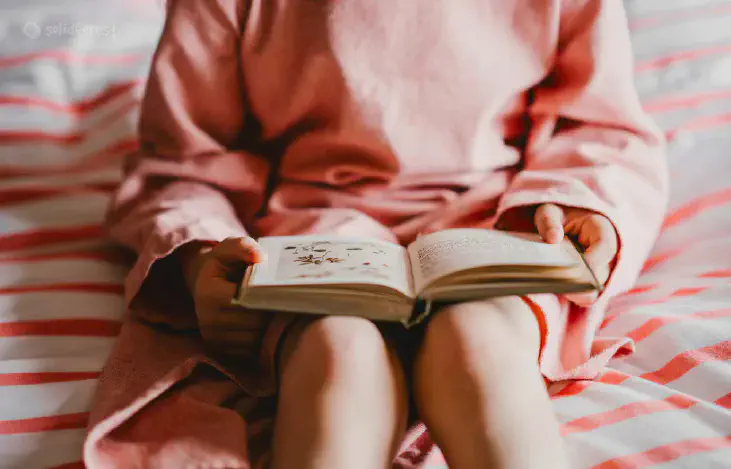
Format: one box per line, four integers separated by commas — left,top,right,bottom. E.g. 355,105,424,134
271,316,408,469
413,297,569,469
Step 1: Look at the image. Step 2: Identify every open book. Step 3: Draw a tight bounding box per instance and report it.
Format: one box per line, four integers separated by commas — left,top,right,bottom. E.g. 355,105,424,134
233,229,602,327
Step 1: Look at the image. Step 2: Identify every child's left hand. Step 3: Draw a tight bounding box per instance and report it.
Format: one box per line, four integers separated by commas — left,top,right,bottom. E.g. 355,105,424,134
534,203,619,306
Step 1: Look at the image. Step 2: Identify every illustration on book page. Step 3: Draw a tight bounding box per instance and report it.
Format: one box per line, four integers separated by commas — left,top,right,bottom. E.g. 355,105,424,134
275,240,404,284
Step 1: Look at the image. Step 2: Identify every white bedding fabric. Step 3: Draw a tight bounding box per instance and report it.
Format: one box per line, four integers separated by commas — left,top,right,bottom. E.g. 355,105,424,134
0,1,729,468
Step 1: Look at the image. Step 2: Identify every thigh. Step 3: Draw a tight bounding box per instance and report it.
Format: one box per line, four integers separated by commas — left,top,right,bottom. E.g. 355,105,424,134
424,296,545,360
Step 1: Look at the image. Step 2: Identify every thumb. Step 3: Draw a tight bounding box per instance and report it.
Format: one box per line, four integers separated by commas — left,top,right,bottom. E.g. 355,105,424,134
534,204,565,244
213,237,267,265
581,238,615,285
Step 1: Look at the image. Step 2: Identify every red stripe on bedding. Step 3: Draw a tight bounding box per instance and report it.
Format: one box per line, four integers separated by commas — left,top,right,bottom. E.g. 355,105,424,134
552,382,594,400
667,112,731,139
602,287,710,329
73,138,138,171
0,371,100,386
642,248,685,272
635,44,731,72
592,435,731,469
0,80,142,115
639,341,731,386
0,283,123,296
0,139,136,179
0,225,103,252
608,268,727,303
0,319,121,337
663,287,706,298
643,89,731,114
562,394,698,436
715,393,731,409
625,309,731,343
663,188,731,229
0,412,89,435
0,249,126,264
0,183,116,206
644,286,708,306
0,131,84,145
618,284,658,298
630,3,731,31
0,139,137,179
0,50,140,69
0,101,136,146
554,344,728,400
552,371,629,399
699,269,731,278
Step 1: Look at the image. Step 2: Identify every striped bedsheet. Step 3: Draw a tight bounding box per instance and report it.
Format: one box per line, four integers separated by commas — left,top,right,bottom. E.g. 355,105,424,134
0,1,729,468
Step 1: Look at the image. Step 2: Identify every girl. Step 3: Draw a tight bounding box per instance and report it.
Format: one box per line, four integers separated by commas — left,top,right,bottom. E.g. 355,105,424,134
84,1,668,468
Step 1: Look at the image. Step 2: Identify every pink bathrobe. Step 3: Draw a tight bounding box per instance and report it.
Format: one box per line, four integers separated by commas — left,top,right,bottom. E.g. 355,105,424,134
84,0,669,467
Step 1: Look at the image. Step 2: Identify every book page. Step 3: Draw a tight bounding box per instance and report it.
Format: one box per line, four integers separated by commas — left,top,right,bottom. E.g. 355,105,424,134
247,235,414,297
408,229,583,293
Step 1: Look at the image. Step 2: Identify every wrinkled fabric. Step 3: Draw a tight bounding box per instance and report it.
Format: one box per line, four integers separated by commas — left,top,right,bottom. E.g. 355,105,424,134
84,1,668,467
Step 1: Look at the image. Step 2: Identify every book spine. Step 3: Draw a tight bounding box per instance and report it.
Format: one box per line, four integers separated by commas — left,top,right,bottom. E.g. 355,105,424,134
403,297,433,329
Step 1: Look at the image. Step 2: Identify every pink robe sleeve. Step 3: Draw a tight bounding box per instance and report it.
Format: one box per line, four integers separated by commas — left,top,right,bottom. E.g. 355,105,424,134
496,0,669,302
107,0,268,306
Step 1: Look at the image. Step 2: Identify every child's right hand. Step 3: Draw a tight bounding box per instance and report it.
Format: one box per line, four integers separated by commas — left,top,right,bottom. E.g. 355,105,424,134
180,237,269,358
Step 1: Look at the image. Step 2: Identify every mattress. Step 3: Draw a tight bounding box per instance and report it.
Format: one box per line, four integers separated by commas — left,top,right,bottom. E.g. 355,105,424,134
0,1,729,468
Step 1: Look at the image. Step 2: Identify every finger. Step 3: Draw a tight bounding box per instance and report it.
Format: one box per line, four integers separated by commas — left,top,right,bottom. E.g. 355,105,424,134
534,204,565,244
562,212,585,237
564,291,599,307
565,213,617,248
213,237,266,264
582,239,616,281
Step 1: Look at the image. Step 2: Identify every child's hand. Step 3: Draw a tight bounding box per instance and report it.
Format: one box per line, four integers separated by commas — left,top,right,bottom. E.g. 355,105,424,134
534,204,618,306
180,237,269,357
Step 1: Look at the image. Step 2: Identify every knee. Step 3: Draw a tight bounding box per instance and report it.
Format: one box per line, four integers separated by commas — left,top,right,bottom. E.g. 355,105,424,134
282,316,391,385
420,297,541,373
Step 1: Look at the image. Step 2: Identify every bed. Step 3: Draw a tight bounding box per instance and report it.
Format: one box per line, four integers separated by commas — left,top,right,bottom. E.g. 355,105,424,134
0,1,729,468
